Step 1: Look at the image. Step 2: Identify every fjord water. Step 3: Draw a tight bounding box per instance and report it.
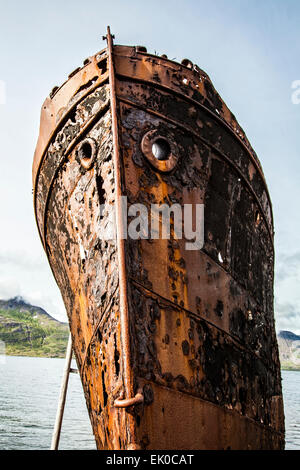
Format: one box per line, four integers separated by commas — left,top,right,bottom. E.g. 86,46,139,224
0,355,96,450
282,370,300,450
0,356,299,450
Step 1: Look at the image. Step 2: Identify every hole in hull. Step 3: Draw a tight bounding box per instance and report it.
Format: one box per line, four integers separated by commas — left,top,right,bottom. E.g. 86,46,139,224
102,370,108,407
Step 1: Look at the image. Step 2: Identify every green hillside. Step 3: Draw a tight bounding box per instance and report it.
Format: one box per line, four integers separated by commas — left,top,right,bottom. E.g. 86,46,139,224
277,330,300,371
0,297,68,358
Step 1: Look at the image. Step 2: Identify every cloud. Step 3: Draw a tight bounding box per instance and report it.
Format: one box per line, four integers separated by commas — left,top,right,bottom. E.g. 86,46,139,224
275,299,300,335
0,249,45,270
274,250,300,334
0,248,67,322
0,278,22,300
275,251,300,283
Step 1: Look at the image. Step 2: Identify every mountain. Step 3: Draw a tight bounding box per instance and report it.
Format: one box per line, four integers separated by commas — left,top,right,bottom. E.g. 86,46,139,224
277,330,300,370
0,297,69,358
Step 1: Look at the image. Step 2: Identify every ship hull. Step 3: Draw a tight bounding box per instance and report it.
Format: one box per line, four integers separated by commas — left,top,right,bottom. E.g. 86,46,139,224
33,38,284,449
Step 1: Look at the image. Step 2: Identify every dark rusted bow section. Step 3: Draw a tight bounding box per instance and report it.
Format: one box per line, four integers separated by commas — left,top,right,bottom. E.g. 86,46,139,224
33,27,285,449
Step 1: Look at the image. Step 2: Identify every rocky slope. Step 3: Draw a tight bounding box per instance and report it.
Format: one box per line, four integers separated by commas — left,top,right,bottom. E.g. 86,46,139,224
277,330,300,370
0,297,68,358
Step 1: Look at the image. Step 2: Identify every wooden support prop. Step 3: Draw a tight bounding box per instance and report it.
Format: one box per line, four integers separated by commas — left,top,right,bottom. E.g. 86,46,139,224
50,333,73,450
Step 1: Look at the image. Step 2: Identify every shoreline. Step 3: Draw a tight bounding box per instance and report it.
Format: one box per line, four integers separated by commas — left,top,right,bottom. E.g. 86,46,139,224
2,353,300,371
1,352,66,359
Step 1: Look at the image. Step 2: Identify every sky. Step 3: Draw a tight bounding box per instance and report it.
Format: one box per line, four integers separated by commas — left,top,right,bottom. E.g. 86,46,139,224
0,0,299,333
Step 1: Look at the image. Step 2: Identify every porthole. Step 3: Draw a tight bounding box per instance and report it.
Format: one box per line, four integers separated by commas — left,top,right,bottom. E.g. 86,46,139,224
181,58,193,69
141,130,179,172
152,138,171,161
76,138,97,170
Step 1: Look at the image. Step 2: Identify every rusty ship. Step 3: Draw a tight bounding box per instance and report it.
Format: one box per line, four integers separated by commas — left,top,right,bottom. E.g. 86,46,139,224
33,28,284,449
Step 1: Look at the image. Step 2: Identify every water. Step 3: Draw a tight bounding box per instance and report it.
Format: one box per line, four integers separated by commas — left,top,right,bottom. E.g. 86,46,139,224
0,356,299,450
0,355,96,450
282,370,300,450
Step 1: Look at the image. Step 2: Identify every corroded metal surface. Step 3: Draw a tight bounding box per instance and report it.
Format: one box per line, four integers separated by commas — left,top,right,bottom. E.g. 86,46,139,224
33,29,284,449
